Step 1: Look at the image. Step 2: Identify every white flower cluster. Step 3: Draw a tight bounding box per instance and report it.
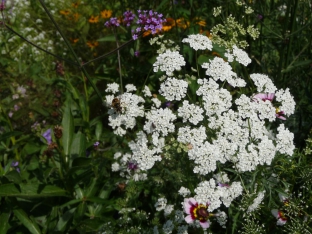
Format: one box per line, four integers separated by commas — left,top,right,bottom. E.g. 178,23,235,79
128,131,163,171
215,210,228,228
182,34,213,51
250,73,277,93
202,57,246,87
106,34,297,229
177,100,204,125
275,88,296,116
159,77,188,101
144,108,177,136
178,187,191,197
111,153,147,182
232,45,252,66
155,197,167,211
197,78,232,117
153,50,186,76
194,178,243,212
2,0,66,60
247,191,265,213
276,124,295,156
106,84,145,136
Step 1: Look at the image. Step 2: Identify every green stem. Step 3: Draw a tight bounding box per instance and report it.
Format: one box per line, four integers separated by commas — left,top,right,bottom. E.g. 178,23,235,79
113,28,124,94
38,0,104,103
82,38,135,66
1,12,78,67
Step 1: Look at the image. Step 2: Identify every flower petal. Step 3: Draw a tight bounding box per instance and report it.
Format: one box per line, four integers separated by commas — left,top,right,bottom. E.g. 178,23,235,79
271,209,279,218
267,93,275,101
199,220,210,229
183,198,196,214
277,218,287,226
184,214,194,223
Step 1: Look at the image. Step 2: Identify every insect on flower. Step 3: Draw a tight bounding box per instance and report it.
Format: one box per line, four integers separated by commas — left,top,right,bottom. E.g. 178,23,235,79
111,97,123,113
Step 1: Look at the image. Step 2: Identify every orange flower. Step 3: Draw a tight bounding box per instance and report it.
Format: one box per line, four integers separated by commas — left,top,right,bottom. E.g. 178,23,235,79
72,13,80,21
176,18,190,29
142,28,162,37
70,38,79,44
199,29,212,39
72,2,79,8
89,15,99,23
194,18,206,27
162,18,176,31
101,10,113,19
60,10,71,16
86,41,99,48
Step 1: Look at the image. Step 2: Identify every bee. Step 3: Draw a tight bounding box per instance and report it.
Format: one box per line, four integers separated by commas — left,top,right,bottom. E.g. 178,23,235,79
111,97,122,113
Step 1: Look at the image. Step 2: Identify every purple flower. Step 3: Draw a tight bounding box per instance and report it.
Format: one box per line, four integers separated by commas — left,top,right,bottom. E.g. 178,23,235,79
218,182,230,188
127,160,138,171
42,129,52,144
11,161,20,173
134,51,140,57
94,141,100,147
132,9,166,40
104,17,120,27
123,10,135,26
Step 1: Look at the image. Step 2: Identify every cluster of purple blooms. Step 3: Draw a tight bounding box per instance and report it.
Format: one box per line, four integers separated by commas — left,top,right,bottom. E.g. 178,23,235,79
104,10,166,40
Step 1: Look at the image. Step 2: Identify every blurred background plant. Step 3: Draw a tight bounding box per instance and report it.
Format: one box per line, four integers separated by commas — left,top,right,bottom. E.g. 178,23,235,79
0,0,311,233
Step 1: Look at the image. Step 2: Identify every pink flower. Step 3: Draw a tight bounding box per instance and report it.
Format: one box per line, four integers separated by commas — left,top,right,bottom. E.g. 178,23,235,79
253,93,286,120
183,198,210,229
271,209,287,226
275,108,286,120
253,93,275,102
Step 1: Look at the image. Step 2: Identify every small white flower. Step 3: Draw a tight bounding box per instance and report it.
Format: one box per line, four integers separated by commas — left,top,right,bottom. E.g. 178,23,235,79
153,50,186,76
232,45,251,66
159,77,188,101
247,191,265,212
142,85,152,97
155,197,167,211
177,100,204,125
105,83,119,93
250,73,277,93
182,34,213,51
178,187,191,197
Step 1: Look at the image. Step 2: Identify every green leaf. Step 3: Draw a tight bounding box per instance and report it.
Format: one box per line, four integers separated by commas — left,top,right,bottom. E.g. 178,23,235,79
86,197,110,205
79,95,88,122
197,54,211,65
26,156,39,171
0,211,10,234
5,170,22,184
54,208,76,232
23,143,41,155
97,35,116,42
70,131,86,159
29,106,50,117
47,207,58,232
84,177,98,197
0,183,69,197
72,157,91,168
13,209,41,234
0,131,23,141
73,202,86,223
59,199,81,208
62,97,74,156
95,122,103,141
